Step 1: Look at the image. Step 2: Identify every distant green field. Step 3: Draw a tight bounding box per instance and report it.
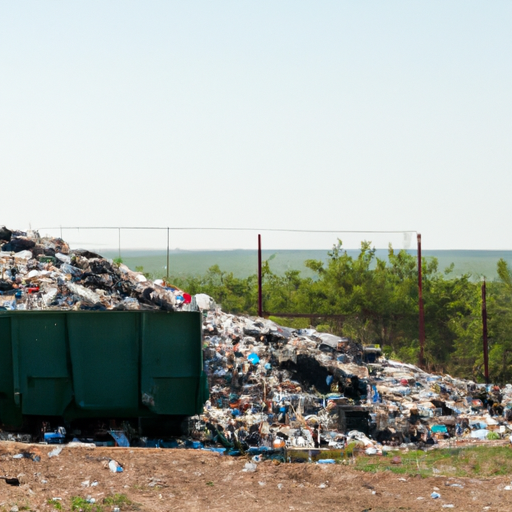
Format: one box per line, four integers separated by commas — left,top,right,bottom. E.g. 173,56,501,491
101,248,512,281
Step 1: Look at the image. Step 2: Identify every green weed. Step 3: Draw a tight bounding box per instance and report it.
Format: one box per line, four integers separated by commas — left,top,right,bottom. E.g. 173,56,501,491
354,446,512,478
103,494,132,507
71,496,103,512
47,499,63,511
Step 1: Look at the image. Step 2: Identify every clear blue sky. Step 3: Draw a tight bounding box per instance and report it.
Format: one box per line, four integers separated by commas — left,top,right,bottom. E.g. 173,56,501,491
1,1,511,250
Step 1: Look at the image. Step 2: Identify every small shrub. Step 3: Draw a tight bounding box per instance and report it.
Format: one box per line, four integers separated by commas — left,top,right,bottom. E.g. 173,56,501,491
71,496,103,512
103,494,132,507
47,499,63,510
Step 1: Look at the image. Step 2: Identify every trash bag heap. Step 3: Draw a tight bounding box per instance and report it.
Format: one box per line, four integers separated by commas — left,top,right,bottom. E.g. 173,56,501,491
0,227,191,311
195,298,512,454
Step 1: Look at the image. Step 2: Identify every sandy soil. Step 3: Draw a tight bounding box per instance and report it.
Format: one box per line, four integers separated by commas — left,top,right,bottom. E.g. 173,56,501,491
1,441,511,512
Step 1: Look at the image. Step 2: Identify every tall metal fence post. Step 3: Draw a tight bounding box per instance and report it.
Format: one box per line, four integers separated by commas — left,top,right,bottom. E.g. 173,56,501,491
258,234,263,317
482,279,489,384
418,233,425,368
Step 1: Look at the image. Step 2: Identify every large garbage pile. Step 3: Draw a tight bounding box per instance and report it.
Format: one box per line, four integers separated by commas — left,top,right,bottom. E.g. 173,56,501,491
196,302,368,451
195,301,512,455
0,227,191,311
2,226,511,456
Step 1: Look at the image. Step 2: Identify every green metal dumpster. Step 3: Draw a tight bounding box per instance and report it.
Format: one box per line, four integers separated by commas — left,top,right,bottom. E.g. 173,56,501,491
0,310,208,428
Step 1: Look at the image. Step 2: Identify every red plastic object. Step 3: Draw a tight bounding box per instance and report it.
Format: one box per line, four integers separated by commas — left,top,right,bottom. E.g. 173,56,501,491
183,293,192,304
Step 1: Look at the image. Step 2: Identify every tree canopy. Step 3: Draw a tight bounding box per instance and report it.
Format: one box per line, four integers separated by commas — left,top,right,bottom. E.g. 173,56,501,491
170,241,512,384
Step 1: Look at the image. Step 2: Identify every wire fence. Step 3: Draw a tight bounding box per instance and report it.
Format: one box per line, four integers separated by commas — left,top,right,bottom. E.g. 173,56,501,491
35,226,418,281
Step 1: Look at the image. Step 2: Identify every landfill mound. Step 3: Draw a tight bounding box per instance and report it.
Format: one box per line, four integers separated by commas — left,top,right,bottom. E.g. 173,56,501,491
195,301,512,455
0,226,191,311
1,225,510,455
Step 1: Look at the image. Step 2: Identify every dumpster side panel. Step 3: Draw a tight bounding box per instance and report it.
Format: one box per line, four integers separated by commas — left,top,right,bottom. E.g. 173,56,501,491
0,310,207,426
0,316,22,426
67,313,140,414
141,312,204,415
17,313,73,415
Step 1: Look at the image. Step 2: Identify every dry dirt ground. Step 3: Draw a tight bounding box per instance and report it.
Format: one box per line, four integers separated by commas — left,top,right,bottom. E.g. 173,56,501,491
1,441,512,512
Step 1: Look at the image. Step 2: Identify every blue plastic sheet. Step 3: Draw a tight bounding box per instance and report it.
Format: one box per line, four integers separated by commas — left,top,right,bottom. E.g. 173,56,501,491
109,430,130,447
185,440,204,449
202,447,226,454
247,353,260,365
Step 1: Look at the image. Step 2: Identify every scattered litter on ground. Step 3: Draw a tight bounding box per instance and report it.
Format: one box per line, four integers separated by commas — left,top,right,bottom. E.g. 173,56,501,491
108,459,124,473
48,446,63,458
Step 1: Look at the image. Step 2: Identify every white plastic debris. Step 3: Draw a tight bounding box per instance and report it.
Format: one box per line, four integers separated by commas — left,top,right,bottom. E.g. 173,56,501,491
195,293,214,310
108,459,123,473
242,462,257,472
48,446,63,458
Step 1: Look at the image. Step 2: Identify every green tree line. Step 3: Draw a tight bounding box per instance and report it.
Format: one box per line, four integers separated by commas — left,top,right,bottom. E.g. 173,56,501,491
169,241,512,384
